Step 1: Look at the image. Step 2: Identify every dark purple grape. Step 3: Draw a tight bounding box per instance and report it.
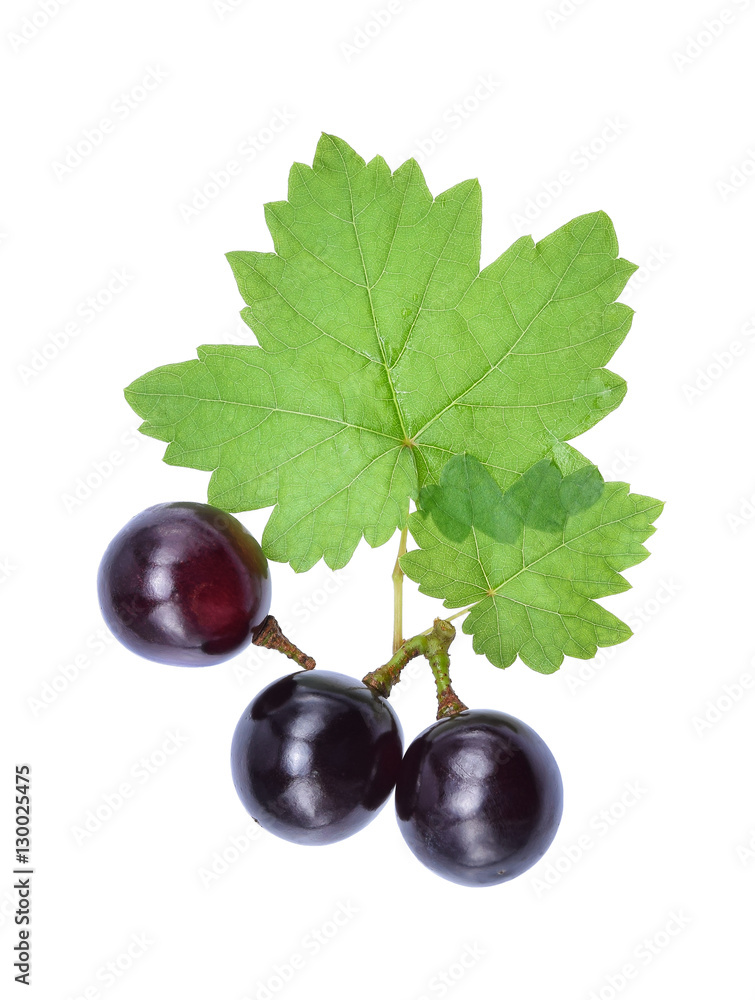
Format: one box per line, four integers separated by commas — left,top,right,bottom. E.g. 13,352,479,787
231,670,403,845
395,710,562,886
98,502,271,666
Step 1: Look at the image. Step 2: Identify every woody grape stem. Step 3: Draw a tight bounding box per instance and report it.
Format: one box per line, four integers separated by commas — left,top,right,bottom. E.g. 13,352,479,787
363,632,428,698
252,615,316,670
424,619,468,719
363,619,468,719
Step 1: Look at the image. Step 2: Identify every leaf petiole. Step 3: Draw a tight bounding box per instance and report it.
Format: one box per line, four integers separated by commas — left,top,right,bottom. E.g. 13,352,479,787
392,523,409,655
419,604,475,635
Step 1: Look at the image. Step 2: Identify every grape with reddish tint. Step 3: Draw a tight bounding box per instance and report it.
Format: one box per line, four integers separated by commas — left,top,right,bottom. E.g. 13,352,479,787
395,710,562,887
98,502,271,666
231,670,403,845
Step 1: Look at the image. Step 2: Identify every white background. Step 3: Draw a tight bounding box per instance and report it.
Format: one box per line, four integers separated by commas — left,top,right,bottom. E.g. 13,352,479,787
3,0,754,997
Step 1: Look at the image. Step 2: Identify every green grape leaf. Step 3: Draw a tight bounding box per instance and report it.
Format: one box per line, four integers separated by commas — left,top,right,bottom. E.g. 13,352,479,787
402,454,663,673
125,134,637,572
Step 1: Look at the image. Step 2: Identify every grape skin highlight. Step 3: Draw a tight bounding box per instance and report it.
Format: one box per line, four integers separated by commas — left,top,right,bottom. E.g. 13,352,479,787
98,501,271,666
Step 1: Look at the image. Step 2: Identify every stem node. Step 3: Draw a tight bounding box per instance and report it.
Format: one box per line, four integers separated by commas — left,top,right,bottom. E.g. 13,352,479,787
363,618,468,720
425,619,468,720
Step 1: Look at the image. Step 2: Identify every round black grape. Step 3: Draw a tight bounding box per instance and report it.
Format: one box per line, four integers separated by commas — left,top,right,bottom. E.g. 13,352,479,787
395,710,563,886
231,670,403,845
98,502,271,666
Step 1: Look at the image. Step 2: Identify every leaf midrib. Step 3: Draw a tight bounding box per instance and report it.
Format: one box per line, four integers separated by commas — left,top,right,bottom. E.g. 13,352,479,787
223,159,603,475
410,214,600,443
128,386,403,444
336,138,409,444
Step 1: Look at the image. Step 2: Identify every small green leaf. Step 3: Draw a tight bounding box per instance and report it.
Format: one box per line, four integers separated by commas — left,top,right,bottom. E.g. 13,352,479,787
419,454,519,544
560,465,605,514
402,454,663,673
505,460,568,532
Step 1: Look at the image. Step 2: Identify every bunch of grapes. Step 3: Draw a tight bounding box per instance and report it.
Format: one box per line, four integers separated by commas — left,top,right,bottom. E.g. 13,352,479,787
98,501,563,887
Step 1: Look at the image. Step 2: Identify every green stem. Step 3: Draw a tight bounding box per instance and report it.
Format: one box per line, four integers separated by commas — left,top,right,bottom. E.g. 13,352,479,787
420,603,475,635
424,619,468,719
363,619,468,720
392,524,409,655
363,632,427,698
252,615,316,670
